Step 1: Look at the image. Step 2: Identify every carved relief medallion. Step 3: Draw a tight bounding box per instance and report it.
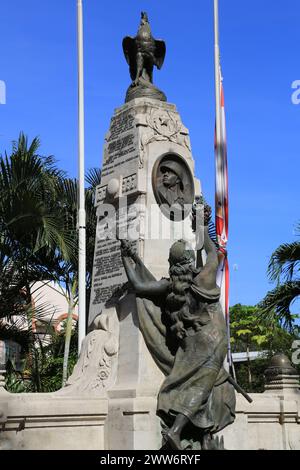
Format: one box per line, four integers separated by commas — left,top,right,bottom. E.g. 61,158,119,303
152,153,195,220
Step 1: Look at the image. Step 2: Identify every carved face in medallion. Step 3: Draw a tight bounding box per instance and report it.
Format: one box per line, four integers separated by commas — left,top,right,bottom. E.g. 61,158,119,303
152,153,195,220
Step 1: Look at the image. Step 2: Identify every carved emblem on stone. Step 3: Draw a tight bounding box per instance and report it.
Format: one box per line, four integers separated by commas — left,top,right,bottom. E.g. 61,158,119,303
152,153,195,219
140,109,191,159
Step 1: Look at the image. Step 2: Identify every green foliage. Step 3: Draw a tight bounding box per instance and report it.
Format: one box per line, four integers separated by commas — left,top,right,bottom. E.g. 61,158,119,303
6,325,78,393
0,134,100,391
0,133,72,345
230,304,272,352
258,282,300,330
258,224,300,330
230,304,299,392
233,359,269,393
5,360,27,393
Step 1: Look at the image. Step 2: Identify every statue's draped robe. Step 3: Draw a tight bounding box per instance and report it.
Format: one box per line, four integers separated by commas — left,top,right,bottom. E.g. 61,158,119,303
133,260,236,435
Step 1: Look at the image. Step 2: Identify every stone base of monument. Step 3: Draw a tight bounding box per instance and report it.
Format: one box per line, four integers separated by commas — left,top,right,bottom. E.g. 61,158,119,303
218,391,300,450
105,395,161,450
2,393,300,451
218,354,300,450
0,392,108,450
1,354,300,450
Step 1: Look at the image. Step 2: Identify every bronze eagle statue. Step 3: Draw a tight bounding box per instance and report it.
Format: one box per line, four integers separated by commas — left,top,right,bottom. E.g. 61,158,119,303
122,12,166,87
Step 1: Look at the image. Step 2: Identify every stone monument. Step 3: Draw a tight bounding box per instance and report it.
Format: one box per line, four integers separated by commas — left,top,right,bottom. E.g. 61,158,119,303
2,14,300,452
65,12,235,450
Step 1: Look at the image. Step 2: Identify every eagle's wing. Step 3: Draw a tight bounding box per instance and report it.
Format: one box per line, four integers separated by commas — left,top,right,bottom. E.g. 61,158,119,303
154,39,166,70
122,36,137,81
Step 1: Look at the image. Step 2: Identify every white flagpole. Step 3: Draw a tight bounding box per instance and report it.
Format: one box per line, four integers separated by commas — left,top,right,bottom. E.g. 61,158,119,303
77,0,86,354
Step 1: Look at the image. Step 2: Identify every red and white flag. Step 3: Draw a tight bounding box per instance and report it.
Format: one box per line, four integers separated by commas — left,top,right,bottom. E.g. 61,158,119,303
215,67,229,321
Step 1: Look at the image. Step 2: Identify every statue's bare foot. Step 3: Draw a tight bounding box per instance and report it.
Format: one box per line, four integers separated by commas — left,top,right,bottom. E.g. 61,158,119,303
166,430,182,450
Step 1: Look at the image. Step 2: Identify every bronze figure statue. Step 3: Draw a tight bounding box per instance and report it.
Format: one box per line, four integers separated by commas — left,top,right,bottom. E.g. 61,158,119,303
123,12,167,102
120,204,236,450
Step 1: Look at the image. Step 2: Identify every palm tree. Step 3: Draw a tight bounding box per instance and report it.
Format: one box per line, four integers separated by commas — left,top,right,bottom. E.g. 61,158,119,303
0,133,101,389
258,223,300,331
0,133,74,353
55,168,101,385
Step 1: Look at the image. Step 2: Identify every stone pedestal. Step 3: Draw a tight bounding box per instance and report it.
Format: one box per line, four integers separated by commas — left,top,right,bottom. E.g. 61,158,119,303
88,97,201,449
0,393,108,450
218,354,300,450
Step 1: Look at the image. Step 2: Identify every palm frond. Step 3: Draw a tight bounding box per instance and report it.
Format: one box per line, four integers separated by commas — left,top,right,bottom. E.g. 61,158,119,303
36,213,76,260
258,281,300,331
268,241,300,282
58,178,78,209
85,168,101,189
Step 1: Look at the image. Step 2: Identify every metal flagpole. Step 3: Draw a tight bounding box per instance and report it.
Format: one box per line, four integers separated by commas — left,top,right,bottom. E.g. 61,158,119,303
214,0,224,315
213,0,233,371
77,0,86,354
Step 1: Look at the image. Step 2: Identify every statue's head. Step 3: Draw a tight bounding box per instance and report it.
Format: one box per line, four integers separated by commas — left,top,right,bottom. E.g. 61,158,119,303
168,239,195,268
137,11,151,37
141,12,149,25
160,160,184,190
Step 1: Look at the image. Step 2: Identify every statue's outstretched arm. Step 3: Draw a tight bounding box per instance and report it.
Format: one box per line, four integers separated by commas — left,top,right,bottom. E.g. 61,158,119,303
121,241,169,297
203,226,218,272
193,203,219,288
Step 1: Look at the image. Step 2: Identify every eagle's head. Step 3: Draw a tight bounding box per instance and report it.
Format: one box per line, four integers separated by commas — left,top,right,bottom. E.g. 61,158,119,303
141,12,149,25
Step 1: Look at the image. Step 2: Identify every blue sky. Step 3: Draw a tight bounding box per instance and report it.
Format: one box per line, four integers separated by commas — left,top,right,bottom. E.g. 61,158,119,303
0,0,299,309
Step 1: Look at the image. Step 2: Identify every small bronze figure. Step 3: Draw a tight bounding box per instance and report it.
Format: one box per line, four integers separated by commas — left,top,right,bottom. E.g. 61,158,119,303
120,204,236,450
123,12,167,102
